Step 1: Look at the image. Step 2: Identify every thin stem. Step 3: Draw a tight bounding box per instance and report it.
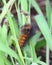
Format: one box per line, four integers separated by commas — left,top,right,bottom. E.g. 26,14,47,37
46,43,49,65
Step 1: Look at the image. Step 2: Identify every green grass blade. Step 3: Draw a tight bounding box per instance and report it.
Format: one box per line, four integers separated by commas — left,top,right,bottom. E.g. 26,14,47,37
51,12,52,28
46,0,51,65
0,52,5,65
0,0,15,23
0,51,13,65
30,41,37,62
6,11,25,65
30,32,41,46
21,0,28,11
35,38,46,50
15,2,22,27
35,15,52,51
20,0,31,26
46,0,51,27
0,41,18,59
30,32,41,62
31,0,43,15
37,60,47,65
1,25,8,45
31,63,38,65
12,15,20,37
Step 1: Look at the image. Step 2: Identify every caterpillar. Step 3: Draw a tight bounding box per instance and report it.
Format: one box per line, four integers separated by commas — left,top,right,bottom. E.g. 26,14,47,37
18,24,32,47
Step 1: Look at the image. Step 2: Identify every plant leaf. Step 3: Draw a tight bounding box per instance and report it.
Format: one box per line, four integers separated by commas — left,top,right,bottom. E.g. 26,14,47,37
30,32,41,46
46,0,51,27
35,15,52,51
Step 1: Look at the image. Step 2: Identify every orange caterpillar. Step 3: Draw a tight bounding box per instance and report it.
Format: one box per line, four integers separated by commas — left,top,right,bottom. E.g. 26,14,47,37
18,24,32,47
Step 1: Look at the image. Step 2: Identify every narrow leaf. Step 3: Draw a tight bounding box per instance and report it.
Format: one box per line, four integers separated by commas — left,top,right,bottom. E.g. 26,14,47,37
35,15,52,51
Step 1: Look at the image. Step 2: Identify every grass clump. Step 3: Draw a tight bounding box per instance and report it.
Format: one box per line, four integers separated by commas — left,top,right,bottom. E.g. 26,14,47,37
0,0,52,65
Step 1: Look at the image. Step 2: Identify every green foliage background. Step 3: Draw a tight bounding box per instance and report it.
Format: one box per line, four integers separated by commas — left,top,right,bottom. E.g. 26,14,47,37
0,0,52,65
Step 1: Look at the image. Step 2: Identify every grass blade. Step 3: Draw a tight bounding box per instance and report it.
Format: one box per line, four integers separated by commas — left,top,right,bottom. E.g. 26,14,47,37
30,32,41,62
35,15,52,51
31,0,43,15
0,0,15,23
46,0,51,27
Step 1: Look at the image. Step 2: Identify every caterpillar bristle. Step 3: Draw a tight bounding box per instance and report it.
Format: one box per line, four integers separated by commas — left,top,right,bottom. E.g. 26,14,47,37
18,24,32,47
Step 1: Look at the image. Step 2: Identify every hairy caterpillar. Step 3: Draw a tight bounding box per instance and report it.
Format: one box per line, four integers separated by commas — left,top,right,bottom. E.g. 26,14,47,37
18,24,32,47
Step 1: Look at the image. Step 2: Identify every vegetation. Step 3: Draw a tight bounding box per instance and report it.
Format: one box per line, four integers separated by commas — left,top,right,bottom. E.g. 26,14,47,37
0,0,52,65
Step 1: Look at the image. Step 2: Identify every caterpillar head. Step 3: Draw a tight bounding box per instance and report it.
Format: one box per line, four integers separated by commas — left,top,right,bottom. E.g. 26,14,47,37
21,24,32,35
